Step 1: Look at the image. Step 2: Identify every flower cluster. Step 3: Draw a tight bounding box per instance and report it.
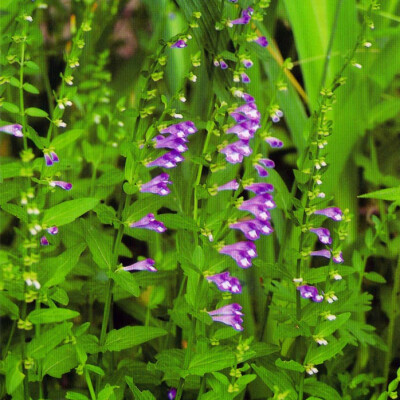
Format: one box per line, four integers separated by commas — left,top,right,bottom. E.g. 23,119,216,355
208,303,244,332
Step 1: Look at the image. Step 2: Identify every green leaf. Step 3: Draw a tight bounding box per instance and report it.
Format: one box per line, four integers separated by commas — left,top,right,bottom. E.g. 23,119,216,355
5,353,25,395
358,186,400,201
42,344,78,378
97,384,118,400
104,326,167,352
188,347,236,375
25,61,40,72
42,243,86,288
275,358,305,373
28,322,72,360
1,203,28,223
42,198,100,227
305,338,348,365
81,219,113,270
27,308,80,324
304,379,342,400
1,102,20,113
66,392,90,400
111,270,140,297
192,245,205,270
25,107,49,118
23,82,40,94
85,364,105,376
51,129,84,150
364,271,386,284
123,196,166,222
316,313,351,338
0,292,19,318
125,376,156,400
157,213,199,231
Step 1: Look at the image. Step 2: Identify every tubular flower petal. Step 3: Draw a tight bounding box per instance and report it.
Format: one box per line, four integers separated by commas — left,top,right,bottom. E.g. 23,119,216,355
208,303,244,331
140,173,172,196
206,272,242,294
160,121,197,137
258,158,275,168
242,93,255,103
44,153,53,166
0,124,23,137
297,285,323,302
254,164,269,177
239,194,276,210
49,180,72,190
146,150,185,169
254,36,269,47
238,203,271,221
242,59,253,68
314,207,343,221
153,135,188,153
310,227,332,245
265,137,284,148
310,249,344,264
47,226,58,235
220,140,252,164
171,39,187,48
123,258,157,272
129,213,166,233
40,236,49,246
220,60,228,69
241,73,250,83
217,180,240,192
219,241,257,268
168,388,177,400
244,183,274,194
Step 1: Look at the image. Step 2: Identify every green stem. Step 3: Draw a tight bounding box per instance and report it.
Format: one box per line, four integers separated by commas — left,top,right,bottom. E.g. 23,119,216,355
19,30,27,151
3,319,16,358
85,369,97,400
383,252,400,386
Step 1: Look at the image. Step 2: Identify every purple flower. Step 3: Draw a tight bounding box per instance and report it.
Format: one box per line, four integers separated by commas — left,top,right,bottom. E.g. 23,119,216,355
220,140,252,164
226,122,259,140
258,158,275,168
219,241,257,269
297,285,324,302
153,135,188,153
129,213,166,233
217,179,239,192
49,180,72,190
265,137,284,148
230,7,253,25
0,124,23,137
310,227,332,245
44,150,59,166
254,164,269,177
47,226,58,235
242,93,255,103
168,388,177,400
254,36,269,47
171,39,187,48
160,121,197,137
239,194,276,210
241,73,250,83
234,103,260,120
220,60,228,69
242,59,253,68
40,236,49,246
146,150,184,169
230,219,273,241
314,207,343,221
206,271,242,294
244,183,274,194
140,173,171,196
123,258,157,272
239,204,271,221
310,249,344,264
208,303,244,331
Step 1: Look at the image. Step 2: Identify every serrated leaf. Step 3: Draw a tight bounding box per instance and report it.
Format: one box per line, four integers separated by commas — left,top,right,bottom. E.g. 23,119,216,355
188,347,236,375
275,358,305,372
28,308,80,324
104,326,167,352
305,338,348,365
25,107,49,118
42,198,99,227
111,270,140,297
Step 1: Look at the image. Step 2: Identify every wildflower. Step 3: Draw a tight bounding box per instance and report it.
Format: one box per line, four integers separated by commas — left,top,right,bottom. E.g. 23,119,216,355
241,73,250,83
265,136,284,148
54,119,67,128
122,259,157,272
309,227,332,245
153,135,188,153
206,271,242,294
146,150,184,169
258,158,275,168
241,58,253,68
324,291,338,303
242,93,255,103
219,241,257,269
129,213,166,233
309,249,344,264
229,219,273,241
49,180,72,190
47,226,58,235
40,236,49,246
244,183,274,194
234,103,260,120
216,179,240,192
238,203,271,221
254,36,268,47
220,140,252,164
297,285,324,302
43,150,59,166
0,124,23,137
208,303,244,331
160,121,197,137
314,207,343,221
168,388,177,400
229,7,252,25
314,336,328,346
305,365,319,375
329,270,343,280
254,164,269,177
239,194,276,210
323,313,337,321
139,173,172,196
171,39,187,48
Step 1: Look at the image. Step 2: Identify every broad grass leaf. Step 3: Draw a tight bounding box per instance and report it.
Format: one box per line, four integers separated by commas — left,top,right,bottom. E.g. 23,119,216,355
358,187,400,201
28,308,80,324
188,347,235,375
27,322,72,360
104,326,167,352
41,344,78,378
42,198,100,227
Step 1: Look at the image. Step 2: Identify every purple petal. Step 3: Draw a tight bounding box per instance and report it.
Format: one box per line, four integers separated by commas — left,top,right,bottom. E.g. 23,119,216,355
129,213,155,228
50,181,72,190
258,158,275,168
50,151,59,162
297,285,323,303
242,59,253,68
47,226,58,235
0,124,23,137
244,183,274,194
254,36,269,47
208,303,243,316
217,180,239,192
310,249,331,259
314,207,343,221
230,220,261,241
265,137,284,148
44,153,53,166
254,164,269,177
40,236,49,246
310,228,332,245
168,388,177,400
171,39,187,48
220,60,228,69
242,93,255,103
241,73,250,83
123,258,157,272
